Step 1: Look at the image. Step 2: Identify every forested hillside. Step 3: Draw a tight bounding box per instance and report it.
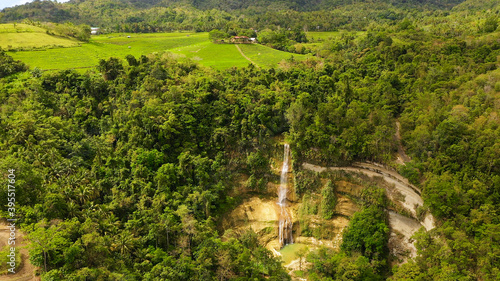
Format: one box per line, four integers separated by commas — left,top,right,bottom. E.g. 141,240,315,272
1,0,470,33
0,0,499,280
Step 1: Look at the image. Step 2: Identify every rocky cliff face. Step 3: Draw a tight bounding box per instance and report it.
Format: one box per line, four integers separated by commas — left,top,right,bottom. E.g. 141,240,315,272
221,157,434,269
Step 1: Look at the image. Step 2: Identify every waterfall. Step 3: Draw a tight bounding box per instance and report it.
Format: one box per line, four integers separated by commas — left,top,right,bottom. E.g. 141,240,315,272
278,143,293,247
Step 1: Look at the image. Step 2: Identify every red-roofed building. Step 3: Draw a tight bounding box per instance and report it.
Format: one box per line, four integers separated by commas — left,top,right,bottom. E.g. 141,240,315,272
231,36,251,43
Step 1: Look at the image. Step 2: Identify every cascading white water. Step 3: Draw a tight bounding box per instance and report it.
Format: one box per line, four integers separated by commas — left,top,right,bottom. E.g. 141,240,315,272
278,144,293,247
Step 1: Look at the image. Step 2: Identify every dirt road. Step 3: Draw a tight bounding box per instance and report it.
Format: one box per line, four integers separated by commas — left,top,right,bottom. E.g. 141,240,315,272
0,222,38,281
235,45,260,68
302,162,435,231
302,161,435,259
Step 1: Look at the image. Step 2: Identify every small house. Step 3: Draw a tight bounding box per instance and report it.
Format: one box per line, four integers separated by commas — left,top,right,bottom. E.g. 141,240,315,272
91,27,100,35
231,36,251,44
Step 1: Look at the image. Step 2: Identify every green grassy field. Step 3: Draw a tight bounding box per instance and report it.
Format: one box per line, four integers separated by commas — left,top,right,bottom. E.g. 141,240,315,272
0,23,46,33
92,32,207,52
0,23,80,49
238,43,311,67
6,28,318,70
10,42,120,70
9,32,209,70
170,41,251,69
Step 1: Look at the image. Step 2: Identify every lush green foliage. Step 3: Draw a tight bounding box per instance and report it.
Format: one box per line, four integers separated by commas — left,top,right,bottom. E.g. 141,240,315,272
43,22,91,42
258,28,308,53
320,180,337,219
0,54,298,279
0,23,80,50
307,249,383,281
0,0,473,35
0,49,27,77
0,0,499,280
294,169,321,196
341,206,389,261
208,29,229,42
306,185,389,280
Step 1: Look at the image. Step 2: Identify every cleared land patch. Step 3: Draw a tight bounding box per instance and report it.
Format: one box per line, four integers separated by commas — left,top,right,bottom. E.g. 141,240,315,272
0,23,79,49
8,32,207,70
6,29,321,70
238,43,311,67
0,23,46,33
170,41,251,69
92,32,207,51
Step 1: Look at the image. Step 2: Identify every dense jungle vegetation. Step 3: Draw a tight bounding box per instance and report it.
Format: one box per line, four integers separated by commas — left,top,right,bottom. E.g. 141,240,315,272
0,0,499,280
0,0,484,33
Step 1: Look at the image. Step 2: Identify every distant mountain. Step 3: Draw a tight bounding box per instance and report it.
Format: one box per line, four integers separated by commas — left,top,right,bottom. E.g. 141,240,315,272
452,0,500,11
0,0,77,23
188,0,466,11
0,0,467,27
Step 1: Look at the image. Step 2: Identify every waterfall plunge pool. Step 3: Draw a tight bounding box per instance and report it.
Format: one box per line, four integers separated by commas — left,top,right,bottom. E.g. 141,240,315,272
279,243,309,265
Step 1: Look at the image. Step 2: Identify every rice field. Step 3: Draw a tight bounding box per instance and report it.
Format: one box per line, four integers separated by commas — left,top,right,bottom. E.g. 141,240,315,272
238,43,311,67
5,28,327,70
170,41,251,69
8,32,209,70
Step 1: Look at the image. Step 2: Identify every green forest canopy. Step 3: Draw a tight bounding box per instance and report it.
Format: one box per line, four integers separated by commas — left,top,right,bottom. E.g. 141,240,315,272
0,0,499,280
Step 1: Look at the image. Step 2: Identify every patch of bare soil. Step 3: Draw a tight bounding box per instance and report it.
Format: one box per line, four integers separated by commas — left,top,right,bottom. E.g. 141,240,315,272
0,222,39,281
294,215,349,250
335,180,364,195
335,195,359,218
222,197,279,234
388,211,422,259
394,120,412,165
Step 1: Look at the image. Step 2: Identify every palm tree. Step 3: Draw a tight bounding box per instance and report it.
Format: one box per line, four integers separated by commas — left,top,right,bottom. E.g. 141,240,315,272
114,230,135,256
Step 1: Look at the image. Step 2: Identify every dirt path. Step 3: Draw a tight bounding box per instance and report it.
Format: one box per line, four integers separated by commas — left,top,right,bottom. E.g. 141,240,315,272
235,45,260,68
302,162,435,261
302,162,435,231
395,120,411,165
0,223,39,281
